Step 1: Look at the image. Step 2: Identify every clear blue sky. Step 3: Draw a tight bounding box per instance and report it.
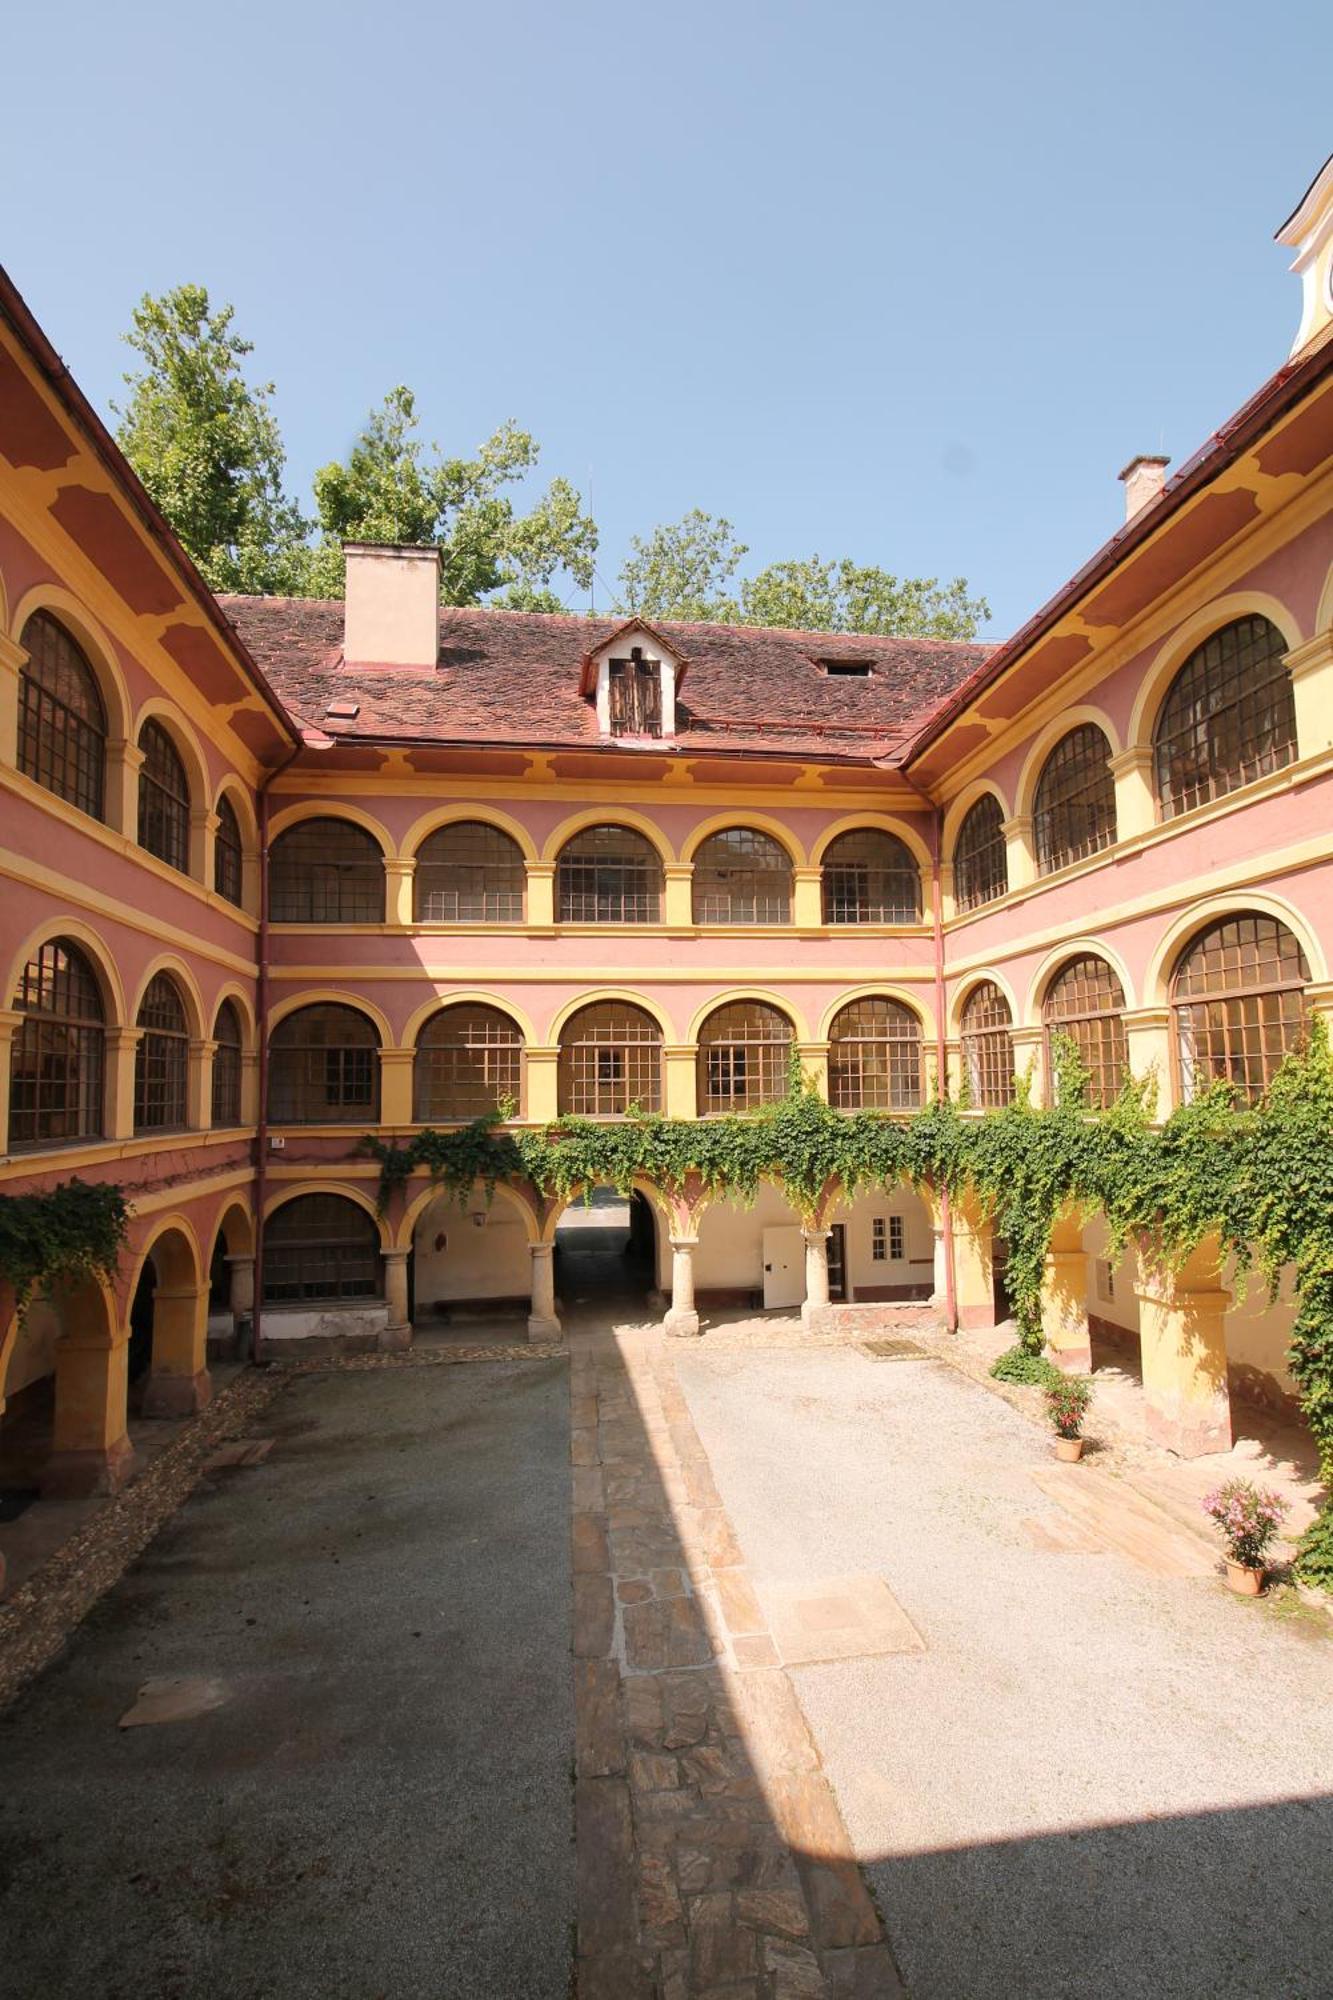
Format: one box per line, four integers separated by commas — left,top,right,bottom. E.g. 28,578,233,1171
4,0,1329,635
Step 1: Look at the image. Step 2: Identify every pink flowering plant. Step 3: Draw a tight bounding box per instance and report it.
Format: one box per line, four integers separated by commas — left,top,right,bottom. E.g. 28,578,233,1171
1043,1375,1093,1439
1201,1479,1289,1570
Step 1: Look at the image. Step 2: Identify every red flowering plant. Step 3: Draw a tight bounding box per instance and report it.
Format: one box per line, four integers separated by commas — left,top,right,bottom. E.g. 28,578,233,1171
1201,1479,1289,1570
1043,1375,1093,1440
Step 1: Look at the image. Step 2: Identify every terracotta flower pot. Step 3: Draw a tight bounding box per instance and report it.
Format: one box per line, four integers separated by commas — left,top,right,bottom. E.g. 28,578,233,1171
1054,1435,1085,1462
1224,1558,1264,1596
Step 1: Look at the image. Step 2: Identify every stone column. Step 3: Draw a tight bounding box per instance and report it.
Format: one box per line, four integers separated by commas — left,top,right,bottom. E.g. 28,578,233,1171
142,1280,213,1417
379,1247,413,1352
528,1242,562,1341
1135,1240,1233,1457
665,1237,701,1337
43,1337,136,1497
1041,1214,1091,1372
801,1227,831,1327
227,1253,256,1320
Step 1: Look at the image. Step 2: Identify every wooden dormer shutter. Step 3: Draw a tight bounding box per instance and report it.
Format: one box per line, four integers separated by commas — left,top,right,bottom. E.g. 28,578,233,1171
608,648,662,736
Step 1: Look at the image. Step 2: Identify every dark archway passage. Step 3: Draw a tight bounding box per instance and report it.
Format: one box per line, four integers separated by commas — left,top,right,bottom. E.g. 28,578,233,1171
552,1187,658,1307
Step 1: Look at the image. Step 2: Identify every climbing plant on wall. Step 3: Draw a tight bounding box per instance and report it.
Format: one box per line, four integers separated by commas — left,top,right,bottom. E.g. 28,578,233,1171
0,1180,130,1321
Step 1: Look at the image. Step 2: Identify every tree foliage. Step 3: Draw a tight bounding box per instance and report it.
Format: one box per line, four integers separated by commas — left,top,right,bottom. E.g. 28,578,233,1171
0,1180,130,1320
617,510,750,624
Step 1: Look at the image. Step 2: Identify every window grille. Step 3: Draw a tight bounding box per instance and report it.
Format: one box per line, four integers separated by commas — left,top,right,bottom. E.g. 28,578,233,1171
872,1217,887,1261
17,611,106,820
558,1002,662,1115
1172,912,1308,1107
828,997,922,1110
1043,955,1128,1108
608,648,662,736
415,822,525,923
214,793,244,906
415,1004,523,1120
269,818,384,923
211,1000,243,1126
692,829,793,924
556,826,663,924
889,1215,904,1260
262,1194,381,1304
954,795,1008,911
960,982,1015,1109
1154,616,1295,821
137,719,191,873
821,830,921,924
697,1002,792,1113
1096,1259,1115,1304
268,1004,380,1123
1032,725,1116,875
134,972,189,1131
8,937,105,1148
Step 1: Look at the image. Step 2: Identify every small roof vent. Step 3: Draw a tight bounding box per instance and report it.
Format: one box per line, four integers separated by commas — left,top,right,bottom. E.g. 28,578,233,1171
819,658,872,678
324,698,361,720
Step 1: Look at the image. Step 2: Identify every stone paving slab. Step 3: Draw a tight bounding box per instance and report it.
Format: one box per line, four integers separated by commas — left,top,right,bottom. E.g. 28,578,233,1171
759,1574,925,1667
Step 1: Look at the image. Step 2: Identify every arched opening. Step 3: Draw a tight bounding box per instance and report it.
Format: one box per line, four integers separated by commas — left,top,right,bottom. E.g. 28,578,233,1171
1153,615,1296,820
959,982,1014,1109
953,794,1008,911
556,825,663,924
415,822,525,922
415,1003,523,1120
821,829,921,923
692,829,793,924
411,1186,533,1329
8,936,106,1149
260,1193,386,1348
129,1226,211,1419
697,1001,792,1114
208,1202,255,1360
1171,912,1309,1106
211,999,243,1126
553,1188,660,1309
269,817,385,923
134,973,190,1133
828,996,923,1110
214,792,245,906
1043,955,1128,1108
268,1004,381,1123
17,610,107,821
137,718,191,874
557,1001,662,1116
1032,724,1116,874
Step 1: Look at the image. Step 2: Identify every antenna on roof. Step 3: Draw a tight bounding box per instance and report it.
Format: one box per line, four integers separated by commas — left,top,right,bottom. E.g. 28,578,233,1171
588,463,595,615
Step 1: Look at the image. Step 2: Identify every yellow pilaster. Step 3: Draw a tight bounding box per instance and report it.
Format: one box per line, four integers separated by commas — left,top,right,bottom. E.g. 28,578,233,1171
1041,1212,1091,1371
190,804,216,885
527,863,556,930
1010,1026,1045,1105
1135,1238,1233,1456
105,738,144,838
797,1041,830,1100
526,1046,560,1122
141,1281,212,1416
1002,813,1036,891
43,1327,135,1497
664,1045,697,1119
379,1047,415,1126
663,864,694,928
106,1026,142,1140
240,1048,261,1127
384,857,416,926
1286,632,1333,758
189,1038,213,1131
0,631,23,766
0,1009,20,1156
937,858,957,923
793,868,823,929
952,1192,998,1329
1109,746,1157,840
1123,1007,1171,1110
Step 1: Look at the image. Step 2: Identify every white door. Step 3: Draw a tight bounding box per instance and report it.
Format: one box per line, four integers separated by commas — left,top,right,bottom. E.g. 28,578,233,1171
762,1226,805,1310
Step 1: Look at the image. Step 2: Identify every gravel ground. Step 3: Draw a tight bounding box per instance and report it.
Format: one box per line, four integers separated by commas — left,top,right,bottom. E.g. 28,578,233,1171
0,1359,574,2000
674,1344,1333,2000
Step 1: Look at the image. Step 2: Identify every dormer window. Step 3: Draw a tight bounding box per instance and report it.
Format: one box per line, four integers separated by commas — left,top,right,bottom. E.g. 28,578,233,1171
582,619,685,741
608,647,662,737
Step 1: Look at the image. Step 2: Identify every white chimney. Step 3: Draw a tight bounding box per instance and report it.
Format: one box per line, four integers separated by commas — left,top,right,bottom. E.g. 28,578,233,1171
1117,454,1170,523
343,543,440,669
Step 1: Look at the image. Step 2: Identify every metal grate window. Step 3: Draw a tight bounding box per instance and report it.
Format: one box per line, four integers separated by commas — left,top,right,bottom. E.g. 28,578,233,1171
608,648,662,736
269,818,385,923
415,821,525,923
829,997,923,1110
558,1002,662,1115
697,1002,792,1114
8,937,105,1149
1044,955,1128,1109
211,1000,243,1126
1033,725,1116,875
1172,913,1308,1107
262,1193,381,1304
138,719,191,873
954,795,1008,912
17,612,106,820
960,981,1015,1109
692,829,793,925
268,1004,380,1123
557,826,663,924
821,830,921,924
214,793,244,906
1154,616,1295,821
415,1004,523,1120
134,972,189,1131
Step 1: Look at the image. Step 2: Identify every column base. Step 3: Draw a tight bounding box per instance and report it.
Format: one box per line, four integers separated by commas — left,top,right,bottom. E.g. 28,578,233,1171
377,1323,413,1353
141,1368,213,1419
664,1308,701,1338
1145,1392,1232,1458
42,1433,137,1499
527,1314,563,1342
1048,1342,1092,1375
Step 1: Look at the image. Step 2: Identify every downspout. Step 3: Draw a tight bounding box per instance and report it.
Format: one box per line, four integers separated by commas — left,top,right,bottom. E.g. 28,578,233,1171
898,771,959,1334
250,744,301,1364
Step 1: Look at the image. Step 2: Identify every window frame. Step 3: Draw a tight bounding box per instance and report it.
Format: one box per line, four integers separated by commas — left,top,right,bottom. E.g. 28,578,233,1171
1153,615,1296,822
696,1002,793,1115
821,830,921,925
828,996,923,1111
211,1000,244,1127
557,1001,663,1116
953,795,1008,912
414,1003,524,1121
137,719,192,875
267,1003,381,1124
1032,725,1117,876
414,822,526,924
269,818,385,924
1171,912,1309,1108
1042,955,1128,1109
556,826,663,925
691,828,793,926
17,611,107,821
8,937,106,1150
959,981,1015,1110
262,1194,382,1305
134,972,190,1133
214,793,245,907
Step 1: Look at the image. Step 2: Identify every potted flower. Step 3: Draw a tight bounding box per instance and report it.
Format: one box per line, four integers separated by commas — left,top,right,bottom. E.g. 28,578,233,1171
1043,1375,1093,1461
1201,1479,1289,1595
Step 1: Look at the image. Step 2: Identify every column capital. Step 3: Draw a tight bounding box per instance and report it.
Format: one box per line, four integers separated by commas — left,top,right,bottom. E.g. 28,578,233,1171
667,1235,700,1252
1284,631,1333,681
529,1239,555,1258
1122,1005,1171,1031
1108,745,1154,777
526,861,556,879
1001,812,1032,838
0,631,26,674
384,855,417,876
378,1046,414,1066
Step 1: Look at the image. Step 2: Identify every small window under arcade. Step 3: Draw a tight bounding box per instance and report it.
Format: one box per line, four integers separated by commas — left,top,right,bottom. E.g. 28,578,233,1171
608,648,661,736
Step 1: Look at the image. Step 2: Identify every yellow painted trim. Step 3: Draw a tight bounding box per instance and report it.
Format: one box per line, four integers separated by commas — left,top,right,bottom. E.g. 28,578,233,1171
132,695,211,816
125,1212,205,1299
266,987,393,1041
541,805,677,867
1127,591,1305,752
1024,938,1137,1025
268,798,396,857
947,969,1020,1035
942,778,1012,851
400,989,537,1047
1316,560,1333,635
688,988,809,1042
808,812,932,874
262,1180,392,1247
209,980,257,1045
818,983,935,1042
678,811,807,867
208,1195,256,1259
2,914,128,1024
9,582,133,740
549,986,675,1040
212,772,259,849
1013,706,1122,822
269,770,926,813
1143,890,1328,1007
400,801,539,865
398,1177,540,1251
129,953,208,1040
265,962,939,985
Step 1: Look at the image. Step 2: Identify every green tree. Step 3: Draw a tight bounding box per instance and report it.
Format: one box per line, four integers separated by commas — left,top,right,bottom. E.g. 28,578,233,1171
616,510,748,622
115,285,311,595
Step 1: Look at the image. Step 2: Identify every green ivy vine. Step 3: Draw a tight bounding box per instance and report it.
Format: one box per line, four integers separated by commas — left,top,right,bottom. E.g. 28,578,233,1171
0,1179,130,1321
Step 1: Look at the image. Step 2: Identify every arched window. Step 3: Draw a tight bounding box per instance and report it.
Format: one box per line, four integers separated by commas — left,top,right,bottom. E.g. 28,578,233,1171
558,1002,662,1115
135,973,189,1131
8,937,105,1148
1153,616,1296,820
415,1004,523,1120
829,997,923,1111
263,1194,381,1304
268,1004,380,1123
17,612,106,819
954,796,1008,912
269,819,384,923
821,830,921,924
692,830,793,925
960,983,1014,1110
557,826,663,924
1043,956,1128,1109
697,1002,792,1113
214,793,244,907
137,719,191,873
415,821,526,923
1172,913,1309,1106
1032,725,1116,875
211,1000,243,1126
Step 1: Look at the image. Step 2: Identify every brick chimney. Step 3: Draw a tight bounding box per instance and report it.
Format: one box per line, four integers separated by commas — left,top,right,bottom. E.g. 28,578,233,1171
343,543,440,668
1117,454,1170,523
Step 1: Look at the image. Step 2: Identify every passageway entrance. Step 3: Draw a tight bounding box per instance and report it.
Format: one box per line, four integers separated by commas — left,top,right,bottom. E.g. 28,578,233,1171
553,1187,658,1306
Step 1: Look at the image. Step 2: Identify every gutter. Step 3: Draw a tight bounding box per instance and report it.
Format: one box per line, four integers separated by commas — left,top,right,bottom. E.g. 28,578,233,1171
248,741,302,1363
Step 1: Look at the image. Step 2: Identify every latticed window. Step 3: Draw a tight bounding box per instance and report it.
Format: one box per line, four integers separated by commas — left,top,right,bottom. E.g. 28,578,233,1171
134,973,189,1131
557,827,662,924
269,818,384,923
415,822,525,923
138,719,191,873
1033,725,1116,875
214,793,244,906
558,1002,662,1115
954,795,1008,912
17,612,106,819
822,830,921,924
608,648,662,736
1172,913,1308,1107
692,829,793,924
829,997,923,1110
211,1000,243,1126
263,1194,381,1304
1044,956,1128,1109
697,1003,792,1113
960,982,1014,1109
268,1004,380,1123
415,1004,523,1120
8,938,105,1148
1153,616,1296,820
